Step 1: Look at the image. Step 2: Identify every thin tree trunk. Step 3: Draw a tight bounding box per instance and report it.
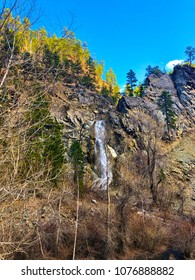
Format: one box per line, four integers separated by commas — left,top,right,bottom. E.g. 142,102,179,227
106,147,112,259
72,175,80,260
0,36,15,89
117,186,131,254
107,177,111,256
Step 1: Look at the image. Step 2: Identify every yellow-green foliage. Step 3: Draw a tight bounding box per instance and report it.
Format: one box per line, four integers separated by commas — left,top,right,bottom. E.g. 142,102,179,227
0,8,119,95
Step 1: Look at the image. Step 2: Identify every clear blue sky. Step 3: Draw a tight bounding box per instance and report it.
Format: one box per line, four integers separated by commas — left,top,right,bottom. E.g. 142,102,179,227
35,0,195,89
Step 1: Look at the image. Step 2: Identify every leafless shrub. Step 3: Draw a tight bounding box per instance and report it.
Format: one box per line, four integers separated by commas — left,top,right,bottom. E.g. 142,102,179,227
168,218,195,258
127,213,168,257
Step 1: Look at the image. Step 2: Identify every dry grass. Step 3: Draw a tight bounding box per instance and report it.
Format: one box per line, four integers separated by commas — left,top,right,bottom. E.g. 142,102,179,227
0,181,195,260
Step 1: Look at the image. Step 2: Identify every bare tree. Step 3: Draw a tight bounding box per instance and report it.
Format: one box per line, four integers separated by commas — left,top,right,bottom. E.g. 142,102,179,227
128,112,164,204
137,123,163,203
0,0,41,89
117,184,132,253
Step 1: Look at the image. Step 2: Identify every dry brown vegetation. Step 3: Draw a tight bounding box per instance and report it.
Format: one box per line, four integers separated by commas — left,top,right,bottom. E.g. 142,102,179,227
0,81,194,260
0,0,195,260
1,181,195,260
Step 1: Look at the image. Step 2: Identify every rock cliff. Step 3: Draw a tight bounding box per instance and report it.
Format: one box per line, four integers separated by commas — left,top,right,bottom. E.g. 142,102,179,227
172,65,195,123
50,65,195,215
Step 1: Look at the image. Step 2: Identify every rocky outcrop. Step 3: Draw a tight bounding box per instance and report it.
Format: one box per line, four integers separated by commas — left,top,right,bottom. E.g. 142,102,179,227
172,65,195,123
142,65,195,126
144,73,183,114
117,96,163,123
49,65,195,215
51,65,195,148
49,65,195,157
50,87,113,149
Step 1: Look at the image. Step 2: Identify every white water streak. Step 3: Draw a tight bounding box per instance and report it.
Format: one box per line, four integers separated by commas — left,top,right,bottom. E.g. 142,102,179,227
94,120,112,190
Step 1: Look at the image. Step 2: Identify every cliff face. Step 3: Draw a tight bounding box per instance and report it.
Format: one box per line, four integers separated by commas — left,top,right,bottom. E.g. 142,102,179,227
172,65,195,123
51,65,195,154
116,65,195,137
49,65,195,215
143,65,195,127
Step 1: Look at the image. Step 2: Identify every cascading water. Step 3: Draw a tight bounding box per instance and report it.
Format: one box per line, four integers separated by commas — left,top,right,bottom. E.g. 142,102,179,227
93,120,112,190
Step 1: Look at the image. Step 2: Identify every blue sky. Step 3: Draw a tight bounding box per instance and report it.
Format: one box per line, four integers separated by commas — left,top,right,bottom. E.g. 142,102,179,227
35,0,195,89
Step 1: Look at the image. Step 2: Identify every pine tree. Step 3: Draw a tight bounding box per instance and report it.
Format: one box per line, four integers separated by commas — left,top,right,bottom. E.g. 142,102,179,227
145,65,162,77
69,140,85,194
158,91,176,140
25,89,65,183
126,69,137,96
185,46,195,66
100,85,110,96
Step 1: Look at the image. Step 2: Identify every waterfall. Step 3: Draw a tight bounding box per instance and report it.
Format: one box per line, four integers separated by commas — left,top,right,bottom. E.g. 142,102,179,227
93,120,112,190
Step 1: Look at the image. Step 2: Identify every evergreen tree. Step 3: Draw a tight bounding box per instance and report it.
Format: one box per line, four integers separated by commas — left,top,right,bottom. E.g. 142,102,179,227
72,60,82,76
69,140,85,194
185,46,195,66
87,56,95,72
80,74,93,88
126,69,137,96
80,56,96,88
25,89,65,183
43,45,54,68
158,91,176,140
43,120,65,180
145,65,163,77
145,65,153,77
100,85,110,96
139,83,145,97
